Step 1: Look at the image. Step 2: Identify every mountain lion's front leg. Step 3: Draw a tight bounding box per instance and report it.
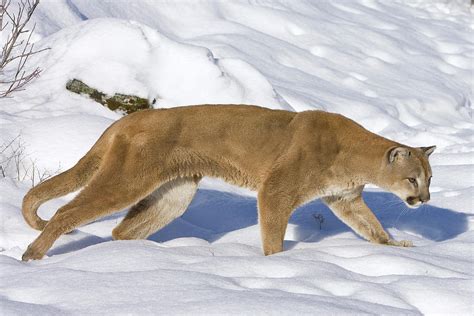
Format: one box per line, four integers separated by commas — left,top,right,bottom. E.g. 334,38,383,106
257,191,294,256
258,177,299,256
323,191,413,247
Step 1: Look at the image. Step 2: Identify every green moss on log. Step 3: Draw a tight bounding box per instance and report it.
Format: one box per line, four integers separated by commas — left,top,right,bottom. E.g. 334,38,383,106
66,79,151,114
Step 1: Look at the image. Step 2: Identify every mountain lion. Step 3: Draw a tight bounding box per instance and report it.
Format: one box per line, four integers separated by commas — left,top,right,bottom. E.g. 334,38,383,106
21,105,435,261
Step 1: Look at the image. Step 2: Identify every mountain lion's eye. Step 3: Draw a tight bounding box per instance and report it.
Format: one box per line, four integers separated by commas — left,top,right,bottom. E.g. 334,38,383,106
408,178,417,187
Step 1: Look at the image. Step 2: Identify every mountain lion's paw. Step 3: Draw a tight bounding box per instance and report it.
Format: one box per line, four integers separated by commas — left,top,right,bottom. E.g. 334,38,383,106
21,245,44,261
387,239,413,247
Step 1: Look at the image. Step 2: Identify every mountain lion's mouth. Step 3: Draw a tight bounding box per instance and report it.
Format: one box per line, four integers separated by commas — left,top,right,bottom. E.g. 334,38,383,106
405,196,421,208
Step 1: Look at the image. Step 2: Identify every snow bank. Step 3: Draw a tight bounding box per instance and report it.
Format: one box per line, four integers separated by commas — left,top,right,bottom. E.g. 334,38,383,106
0,182,472,315
1,18,289,173
31,0,473,149
2,0,472,172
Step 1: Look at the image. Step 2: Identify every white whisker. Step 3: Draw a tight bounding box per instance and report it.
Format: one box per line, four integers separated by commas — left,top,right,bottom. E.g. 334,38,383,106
394,203,410,226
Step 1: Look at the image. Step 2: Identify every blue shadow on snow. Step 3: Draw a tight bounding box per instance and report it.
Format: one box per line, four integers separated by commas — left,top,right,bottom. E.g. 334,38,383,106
49,189,469,256
150,189,469,244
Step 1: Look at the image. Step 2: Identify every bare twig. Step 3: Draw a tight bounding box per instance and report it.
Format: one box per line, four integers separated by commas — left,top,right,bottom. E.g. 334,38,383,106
0,135,61,186
0,0,12,32
29,159,60,186
0,0,48,98
313,213,325,230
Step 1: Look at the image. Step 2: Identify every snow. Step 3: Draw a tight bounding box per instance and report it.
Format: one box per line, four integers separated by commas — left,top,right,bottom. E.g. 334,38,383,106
0,0,473,315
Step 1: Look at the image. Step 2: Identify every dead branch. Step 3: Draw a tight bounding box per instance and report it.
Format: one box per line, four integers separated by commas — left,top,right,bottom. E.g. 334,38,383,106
0,0,49,98
66,79,152,114
0,135,61,186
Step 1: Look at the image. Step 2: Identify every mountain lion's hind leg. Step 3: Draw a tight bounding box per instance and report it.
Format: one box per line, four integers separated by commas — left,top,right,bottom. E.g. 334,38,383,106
22,136,164,261
22,173,160,261
323,189,413,247
112,176,201,240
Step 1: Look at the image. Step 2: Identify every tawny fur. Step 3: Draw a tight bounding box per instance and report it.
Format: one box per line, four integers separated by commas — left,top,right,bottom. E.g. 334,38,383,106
21,105,435,261
112,175,201,240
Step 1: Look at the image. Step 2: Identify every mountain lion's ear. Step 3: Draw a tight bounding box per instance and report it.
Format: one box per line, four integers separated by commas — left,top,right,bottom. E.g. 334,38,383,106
420,145,436,157
388,146,410,163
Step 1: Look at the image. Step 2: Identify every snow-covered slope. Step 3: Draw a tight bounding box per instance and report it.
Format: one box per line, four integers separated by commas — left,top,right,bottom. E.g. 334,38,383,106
0,0,472,315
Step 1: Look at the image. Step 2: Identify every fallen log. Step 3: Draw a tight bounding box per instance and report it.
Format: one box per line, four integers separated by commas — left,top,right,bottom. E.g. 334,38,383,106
66,79,151,114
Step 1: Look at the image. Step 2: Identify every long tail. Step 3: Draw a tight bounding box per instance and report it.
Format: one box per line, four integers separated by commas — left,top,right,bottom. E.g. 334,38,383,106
22,146,104,230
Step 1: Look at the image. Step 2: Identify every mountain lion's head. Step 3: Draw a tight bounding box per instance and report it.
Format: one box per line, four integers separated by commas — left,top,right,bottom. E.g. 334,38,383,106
381,145,436,208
